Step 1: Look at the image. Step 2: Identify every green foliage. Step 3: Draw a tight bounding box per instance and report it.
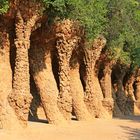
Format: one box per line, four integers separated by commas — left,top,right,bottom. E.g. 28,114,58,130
106,0,140,66
0,0,9,14
68,0,109,41
42,0,109,42
0,0,139,67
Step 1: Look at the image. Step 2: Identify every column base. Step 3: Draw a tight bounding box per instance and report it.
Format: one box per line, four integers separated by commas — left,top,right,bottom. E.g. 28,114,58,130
102,98,114,118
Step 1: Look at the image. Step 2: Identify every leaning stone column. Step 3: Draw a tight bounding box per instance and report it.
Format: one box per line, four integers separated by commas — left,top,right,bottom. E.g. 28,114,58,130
100,61,114,117
70,52,93,121
83,36,110,118
8,10,38,126
55,20,78,120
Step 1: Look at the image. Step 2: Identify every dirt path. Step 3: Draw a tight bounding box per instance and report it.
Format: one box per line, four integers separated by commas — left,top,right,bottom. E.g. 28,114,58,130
0,116,140,140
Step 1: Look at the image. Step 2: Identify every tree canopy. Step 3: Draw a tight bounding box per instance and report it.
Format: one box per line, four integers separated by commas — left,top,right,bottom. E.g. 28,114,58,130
0,0,140,66
0,0,9,14
42,0,109,42
106,0,140,67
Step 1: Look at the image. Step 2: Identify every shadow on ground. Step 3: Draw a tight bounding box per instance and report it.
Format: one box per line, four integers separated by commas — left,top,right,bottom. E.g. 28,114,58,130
29,118,48,124
120,125,140,140
115,115,140,123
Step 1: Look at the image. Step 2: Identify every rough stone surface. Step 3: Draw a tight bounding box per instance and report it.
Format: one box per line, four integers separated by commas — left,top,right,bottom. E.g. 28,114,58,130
70,54,92,121
102,98,114,117
83,36,110,118
8,8,39,126
55,20,81,120
30,37,66,125
135,73,140,101
0,28,20,129
100,62,114,117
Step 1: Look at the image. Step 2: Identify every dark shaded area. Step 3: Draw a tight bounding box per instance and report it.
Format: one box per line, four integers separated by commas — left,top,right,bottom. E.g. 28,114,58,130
29,29,47,75
9,33,16,81
116,115,140,122
51,48,60,91
79,61,86,92
29,119,48,124
120,125,140,140
28,75,41,121
133,81,137,98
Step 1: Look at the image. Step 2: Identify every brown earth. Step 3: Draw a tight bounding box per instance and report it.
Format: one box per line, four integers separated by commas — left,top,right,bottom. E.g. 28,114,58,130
0,116,140,140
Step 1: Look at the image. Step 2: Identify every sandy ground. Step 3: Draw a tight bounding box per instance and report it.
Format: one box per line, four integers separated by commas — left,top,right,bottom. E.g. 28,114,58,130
0,116,140,140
